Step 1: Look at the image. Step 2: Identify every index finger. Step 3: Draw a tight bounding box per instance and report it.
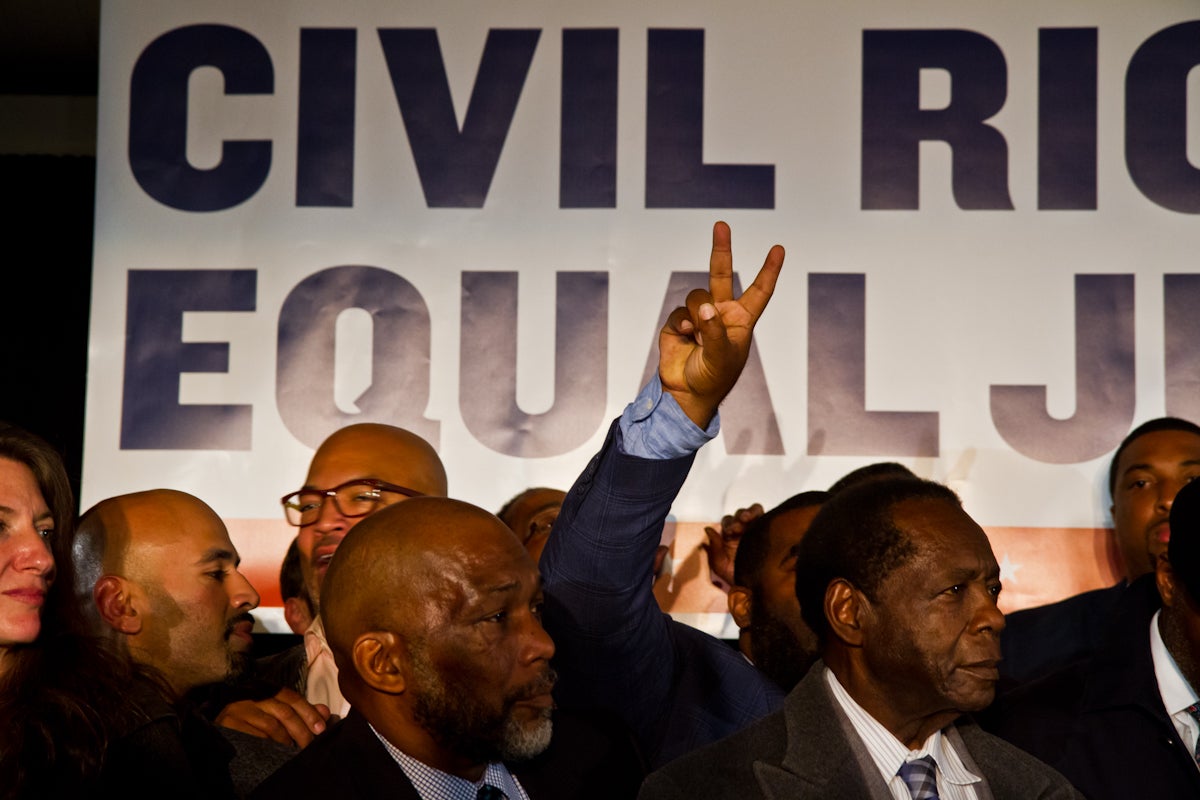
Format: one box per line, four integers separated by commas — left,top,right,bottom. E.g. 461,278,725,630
736,243,785,322
274,687,332,730
709,221,734,304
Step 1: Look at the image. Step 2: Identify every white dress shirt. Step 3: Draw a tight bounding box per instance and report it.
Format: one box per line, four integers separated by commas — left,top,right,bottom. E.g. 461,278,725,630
1150,609,1200,767
826,668,984,800
304,616,351,718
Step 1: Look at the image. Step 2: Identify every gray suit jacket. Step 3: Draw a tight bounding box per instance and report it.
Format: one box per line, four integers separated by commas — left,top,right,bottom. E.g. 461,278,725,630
639,663,1082,800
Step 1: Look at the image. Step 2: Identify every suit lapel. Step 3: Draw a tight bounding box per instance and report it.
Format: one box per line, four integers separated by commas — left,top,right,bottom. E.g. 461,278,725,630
944,724,995,800
754,663,891,800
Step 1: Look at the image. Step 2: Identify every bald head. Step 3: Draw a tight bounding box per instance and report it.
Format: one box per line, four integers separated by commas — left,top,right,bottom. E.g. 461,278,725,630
321,497,521,668
293,424,448,613
308,424,448,499
76,490,260,696
320,498,556,776
75,490,224,598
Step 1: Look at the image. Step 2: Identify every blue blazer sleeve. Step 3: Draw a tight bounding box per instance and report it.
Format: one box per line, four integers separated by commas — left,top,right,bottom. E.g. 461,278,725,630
540,418,695,756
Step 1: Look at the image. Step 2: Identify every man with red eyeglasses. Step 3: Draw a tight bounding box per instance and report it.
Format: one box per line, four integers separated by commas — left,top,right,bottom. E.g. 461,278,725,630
215,424,447,746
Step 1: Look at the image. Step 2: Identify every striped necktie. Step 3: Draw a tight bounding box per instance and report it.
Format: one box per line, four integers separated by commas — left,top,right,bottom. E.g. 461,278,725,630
897,755,941,800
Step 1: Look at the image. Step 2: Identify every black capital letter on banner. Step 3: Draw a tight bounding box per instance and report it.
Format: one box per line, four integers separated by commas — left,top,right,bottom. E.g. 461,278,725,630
276,266,439,449
1165,274,1200,421
561,29,619,208
807,274,939,456
861,29,1013,210
1126,21,1200,214
129,25,273,212
645,29,775,209
378,28,541,208
990,275,1135,463
639,272,782,454
1038,28,1097,210
297,28,357,207
460,272,608,457
121,270,255,449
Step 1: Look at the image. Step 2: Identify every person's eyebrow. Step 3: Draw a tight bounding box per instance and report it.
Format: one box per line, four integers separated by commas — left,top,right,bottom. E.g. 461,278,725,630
1121,457,1200,479
483,574,544,595
941,565,995,583
0,506,53,522
484,580,520,596
298,476,381,491
196,547,239,566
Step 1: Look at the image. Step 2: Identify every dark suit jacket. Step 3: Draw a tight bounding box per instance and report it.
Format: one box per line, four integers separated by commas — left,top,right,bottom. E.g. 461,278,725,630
986,576,1200,799
102,679,240,800
541,419,784,769
639,662,1082,800
249,709,643,800
999,582,1128,687
252,641,307,695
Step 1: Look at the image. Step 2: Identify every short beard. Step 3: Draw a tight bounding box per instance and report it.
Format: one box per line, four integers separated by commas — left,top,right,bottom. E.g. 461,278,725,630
749,591,819,692
409,645,556,764
223,612,256,679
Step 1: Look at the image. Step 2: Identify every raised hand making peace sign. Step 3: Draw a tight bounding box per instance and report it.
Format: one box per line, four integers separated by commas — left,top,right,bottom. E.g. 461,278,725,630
658,221,785,429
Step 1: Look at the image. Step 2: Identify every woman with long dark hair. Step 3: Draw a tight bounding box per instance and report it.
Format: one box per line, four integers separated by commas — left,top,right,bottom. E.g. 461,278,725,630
0,423,142,796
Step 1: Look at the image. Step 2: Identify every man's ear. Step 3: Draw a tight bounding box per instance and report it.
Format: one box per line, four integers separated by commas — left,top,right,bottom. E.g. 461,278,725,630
826,578,866,647
283,597,313,636
728,586,753,630
94,575,141,635
1157,556,1178,609
352,632,407,695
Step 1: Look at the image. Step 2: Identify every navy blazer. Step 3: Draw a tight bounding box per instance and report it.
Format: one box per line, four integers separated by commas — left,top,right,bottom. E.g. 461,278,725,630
541,419,784,769
987,576,1200,799
999,582,1127,687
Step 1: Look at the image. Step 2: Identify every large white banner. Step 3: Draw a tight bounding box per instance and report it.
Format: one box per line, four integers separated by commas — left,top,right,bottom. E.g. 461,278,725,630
87,1,1200,627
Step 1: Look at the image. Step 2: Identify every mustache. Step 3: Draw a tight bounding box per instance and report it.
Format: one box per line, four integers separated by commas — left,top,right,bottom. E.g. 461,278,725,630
224,612,255,638
509,667,558,703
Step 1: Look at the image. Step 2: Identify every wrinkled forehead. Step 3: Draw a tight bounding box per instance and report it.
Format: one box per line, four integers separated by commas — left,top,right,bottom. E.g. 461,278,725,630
891,497,995,565
417,528,539,617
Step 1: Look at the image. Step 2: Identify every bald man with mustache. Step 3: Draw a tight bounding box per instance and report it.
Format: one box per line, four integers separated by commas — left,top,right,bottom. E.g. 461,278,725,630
75,490,292,798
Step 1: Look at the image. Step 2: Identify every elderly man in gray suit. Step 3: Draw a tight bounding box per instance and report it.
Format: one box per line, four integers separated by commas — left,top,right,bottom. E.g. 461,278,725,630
640,478,1081,800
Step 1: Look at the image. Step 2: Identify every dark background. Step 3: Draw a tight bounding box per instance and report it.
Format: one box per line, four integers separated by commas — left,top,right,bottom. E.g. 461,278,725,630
1,1,100,503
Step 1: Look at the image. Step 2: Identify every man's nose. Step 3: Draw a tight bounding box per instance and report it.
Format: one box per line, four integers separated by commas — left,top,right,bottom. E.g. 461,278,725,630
312,493,348,531
523,615,556,664
229,569,261,610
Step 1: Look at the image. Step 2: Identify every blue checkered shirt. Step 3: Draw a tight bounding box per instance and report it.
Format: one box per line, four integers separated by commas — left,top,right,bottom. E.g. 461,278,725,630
370,724,529,800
